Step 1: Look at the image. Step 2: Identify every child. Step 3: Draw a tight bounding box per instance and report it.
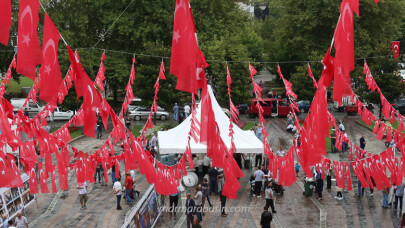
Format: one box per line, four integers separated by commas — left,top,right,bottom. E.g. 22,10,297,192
334,186,343,200
294,162,300,176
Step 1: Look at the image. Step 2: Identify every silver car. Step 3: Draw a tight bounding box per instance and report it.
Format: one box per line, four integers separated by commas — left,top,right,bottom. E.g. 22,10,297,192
128,106,169,121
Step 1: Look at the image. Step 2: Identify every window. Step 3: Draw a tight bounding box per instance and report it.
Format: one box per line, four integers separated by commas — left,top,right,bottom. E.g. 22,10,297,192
29,103,38,108
279,101,289,107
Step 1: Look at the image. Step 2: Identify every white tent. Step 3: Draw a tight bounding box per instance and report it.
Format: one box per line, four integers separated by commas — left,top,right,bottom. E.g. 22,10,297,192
158,86,263,154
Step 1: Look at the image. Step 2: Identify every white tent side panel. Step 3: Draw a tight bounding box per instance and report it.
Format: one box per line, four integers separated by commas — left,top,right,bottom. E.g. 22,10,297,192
158,86,263,154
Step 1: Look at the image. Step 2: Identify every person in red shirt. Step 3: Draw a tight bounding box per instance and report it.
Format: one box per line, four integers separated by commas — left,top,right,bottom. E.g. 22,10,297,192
125,173,134,205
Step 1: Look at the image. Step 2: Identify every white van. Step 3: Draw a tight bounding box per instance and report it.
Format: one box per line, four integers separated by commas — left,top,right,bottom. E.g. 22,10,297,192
10,98,44,118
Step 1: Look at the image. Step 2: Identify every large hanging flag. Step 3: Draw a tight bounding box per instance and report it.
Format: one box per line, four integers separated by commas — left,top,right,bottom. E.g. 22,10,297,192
170,0,208,94
332,0,358,105
39,14,62,103
16,0,42,80
0,0,12,45
392,41,400,59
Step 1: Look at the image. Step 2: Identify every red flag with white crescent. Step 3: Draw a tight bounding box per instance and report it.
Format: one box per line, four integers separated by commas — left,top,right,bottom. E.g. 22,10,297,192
392,41,400,59
16,0,42,79
0,0,12,45
39,13,62,103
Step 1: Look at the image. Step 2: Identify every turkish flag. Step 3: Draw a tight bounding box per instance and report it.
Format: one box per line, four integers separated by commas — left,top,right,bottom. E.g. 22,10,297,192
39,14,62,103
318,48,334,87
0,0,12,45
51,165,57,193
38,162,50,193
170,0,206,94
159,60,166,80
95,51,106,91
333,0,357,105
28,162,39,193
392,41,400,59
67,46,88,98
16,0,42,80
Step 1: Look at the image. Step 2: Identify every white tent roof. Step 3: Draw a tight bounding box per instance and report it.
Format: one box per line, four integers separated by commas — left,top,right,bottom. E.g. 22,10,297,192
158,86,263,154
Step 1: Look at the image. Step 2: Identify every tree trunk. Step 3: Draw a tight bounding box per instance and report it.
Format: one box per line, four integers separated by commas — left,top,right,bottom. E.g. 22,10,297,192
113,89,118,106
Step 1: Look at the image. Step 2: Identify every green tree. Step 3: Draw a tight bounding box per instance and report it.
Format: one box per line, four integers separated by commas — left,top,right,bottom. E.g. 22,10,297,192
262,0,405,102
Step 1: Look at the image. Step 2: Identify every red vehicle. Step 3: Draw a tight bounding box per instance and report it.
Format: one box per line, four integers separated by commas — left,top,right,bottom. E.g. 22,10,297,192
248,98,291,118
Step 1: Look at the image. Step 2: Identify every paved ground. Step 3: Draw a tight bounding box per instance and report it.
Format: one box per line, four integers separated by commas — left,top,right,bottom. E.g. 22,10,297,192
21,107,404,228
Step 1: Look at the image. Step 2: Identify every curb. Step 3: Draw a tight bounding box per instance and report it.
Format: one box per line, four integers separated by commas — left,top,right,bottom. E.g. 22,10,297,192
68,134,86,144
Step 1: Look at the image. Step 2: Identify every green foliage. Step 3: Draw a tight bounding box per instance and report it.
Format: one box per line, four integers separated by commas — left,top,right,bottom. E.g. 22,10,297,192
260,0,405,102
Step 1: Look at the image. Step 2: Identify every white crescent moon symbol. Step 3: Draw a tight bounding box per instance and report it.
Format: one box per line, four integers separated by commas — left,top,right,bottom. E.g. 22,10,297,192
341,2,353,39
20,5,34,28
31,168,35,176
40,169,44,178
88,85,94,105
43,39,57,65
0,157,5,169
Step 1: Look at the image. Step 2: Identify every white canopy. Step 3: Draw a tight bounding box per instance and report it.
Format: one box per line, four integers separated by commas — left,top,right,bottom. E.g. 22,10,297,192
158,86,263,154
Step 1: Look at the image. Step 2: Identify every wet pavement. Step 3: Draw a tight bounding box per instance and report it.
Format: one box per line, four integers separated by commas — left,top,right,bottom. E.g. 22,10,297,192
22,107,404,228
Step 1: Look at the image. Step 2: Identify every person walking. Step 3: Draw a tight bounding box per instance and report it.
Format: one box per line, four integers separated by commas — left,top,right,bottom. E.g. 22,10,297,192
173,103,179,121
201,178,212,208
255,124,263,141
96,117,103,139
260,207,273,228
359,135,366,150
208,167,218,196
218,177,227,217
394,183,405,211
125,116,132,131
185,192,195,228
315,170,324,200
255,153,263,168
125,173,134,205
94,163,102,183
184,104,191,117
254,165,265,197
194,186,203,222
294,162,300,176
265,182,277,213
111,163,120,185
113,177,123,210
169,187,180,215
382,187,389,209
77,181,88,209
326,168,332,189
14,212,28,228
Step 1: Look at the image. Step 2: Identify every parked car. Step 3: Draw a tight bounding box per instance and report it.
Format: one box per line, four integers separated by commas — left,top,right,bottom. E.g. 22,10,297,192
10,98,44,118
248,98,290,118
238,104,249,114
399,70,405,80
128,106,169,121
297,100,311,113
394,99,405,115
47,107,74,121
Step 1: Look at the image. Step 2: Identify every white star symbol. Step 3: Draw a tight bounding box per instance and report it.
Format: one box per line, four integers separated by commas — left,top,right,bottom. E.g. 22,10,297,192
1,170,4,175
173,30,181,43
44,64,52,75
43,180,46,183
22,34,31,46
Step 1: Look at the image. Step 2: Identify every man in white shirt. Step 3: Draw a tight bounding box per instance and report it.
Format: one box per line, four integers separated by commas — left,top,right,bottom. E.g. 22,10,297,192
14,212,28,228
202,156,210,176
276,147,286,157
77,182,88,209
253,166,265,197
150,133,157,148
184,104,191,117
113,177,123,210
339,122,345,131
